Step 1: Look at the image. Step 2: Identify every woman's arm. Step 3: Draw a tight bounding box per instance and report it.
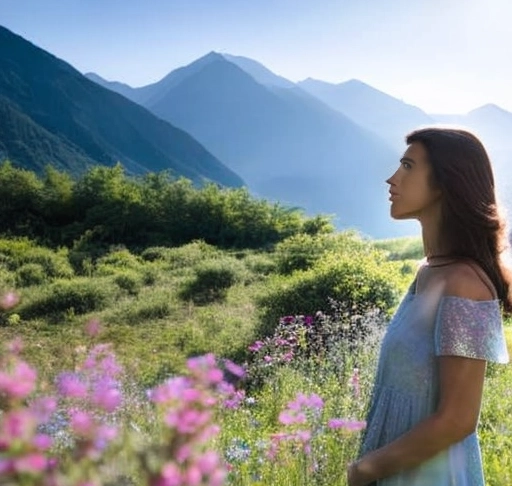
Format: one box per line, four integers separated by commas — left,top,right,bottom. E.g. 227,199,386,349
348,354,486,486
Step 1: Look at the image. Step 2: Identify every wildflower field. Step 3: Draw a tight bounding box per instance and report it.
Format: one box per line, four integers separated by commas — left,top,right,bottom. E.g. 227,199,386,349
0,233,511,486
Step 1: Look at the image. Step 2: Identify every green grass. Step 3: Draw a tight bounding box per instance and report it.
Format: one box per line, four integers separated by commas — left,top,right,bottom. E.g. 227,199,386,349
1,234,511,485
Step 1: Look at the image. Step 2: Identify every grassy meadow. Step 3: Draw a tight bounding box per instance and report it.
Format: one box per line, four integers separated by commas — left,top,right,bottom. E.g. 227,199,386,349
0,230,511,485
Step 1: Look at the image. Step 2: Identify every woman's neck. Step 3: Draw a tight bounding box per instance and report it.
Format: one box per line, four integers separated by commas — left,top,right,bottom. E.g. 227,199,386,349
420,204,446,258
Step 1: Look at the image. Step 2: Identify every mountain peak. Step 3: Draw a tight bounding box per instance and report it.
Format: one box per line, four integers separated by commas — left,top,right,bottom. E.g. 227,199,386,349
220,53,295,88
198,51,225,62
468,103,510,116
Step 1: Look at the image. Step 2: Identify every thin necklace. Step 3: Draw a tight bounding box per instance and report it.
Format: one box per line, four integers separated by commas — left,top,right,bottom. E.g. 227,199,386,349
426,255,465,268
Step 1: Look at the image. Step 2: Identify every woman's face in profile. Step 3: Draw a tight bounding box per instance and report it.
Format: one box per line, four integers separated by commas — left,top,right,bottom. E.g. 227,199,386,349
386,142,442,221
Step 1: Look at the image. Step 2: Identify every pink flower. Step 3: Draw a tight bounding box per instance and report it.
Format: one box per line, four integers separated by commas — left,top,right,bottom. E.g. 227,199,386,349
327,418,366,431
209,468,227,486
183,465,202,485
0,361,37,399
196,451,220,475
32,433,53,450
85,319,101,337
69,409,93,435
57,373,88,399
0,292,20,310
92,380,122,412
93,424,118,451
1,410,36,441
279,410,307,425
6,338,23,354
223,360,245,378
29,396,57,422
248,340,264,352
224,389,245,409
176,443,192,462
13,453,47,474
157,462,182,486
306,393,324,409
150,377,189,403
349,368,360,398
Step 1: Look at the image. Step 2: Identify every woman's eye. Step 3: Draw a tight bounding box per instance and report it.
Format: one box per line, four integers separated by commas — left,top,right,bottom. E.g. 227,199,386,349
401,161,412,169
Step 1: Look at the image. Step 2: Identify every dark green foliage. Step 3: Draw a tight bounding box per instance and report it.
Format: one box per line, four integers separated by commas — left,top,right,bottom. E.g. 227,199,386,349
0,161,45,236
179,258,247,304
119,298,173,324
301,215,335,235
140,247,169,262
257,250,403,337
15,263,46,287
19,278,115,319
0,162,325,250
113,271,143,296
0,267,15,288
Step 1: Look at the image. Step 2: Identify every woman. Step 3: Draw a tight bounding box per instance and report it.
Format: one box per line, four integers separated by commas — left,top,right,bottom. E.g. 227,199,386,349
348,128,511,486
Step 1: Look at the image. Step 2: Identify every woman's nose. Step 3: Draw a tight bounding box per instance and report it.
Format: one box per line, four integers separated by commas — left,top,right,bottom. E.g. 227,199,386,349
386,169,399,186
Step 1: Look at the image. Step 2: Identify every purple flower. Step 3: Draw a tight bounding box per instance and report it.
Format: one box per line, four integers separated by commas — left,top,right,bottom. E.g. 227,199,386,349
224,359,245,378
248,340,264,352
56,372,88,399
327,418,366,431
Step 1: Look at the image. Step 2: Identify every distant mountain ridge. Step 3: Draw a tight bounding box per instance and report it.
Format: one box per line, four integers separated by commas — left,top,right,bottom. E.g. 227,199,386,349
0,26,243,187
297,78,434,149
7,29,512,237
89,52,416,237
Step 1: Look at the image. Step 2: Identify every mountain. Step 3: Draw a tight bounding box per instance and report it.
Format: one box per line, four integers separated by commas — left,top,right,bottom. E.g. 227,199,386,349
221,54,296,88
298,78,434,149
83,72,140,103
89,52,417,238
0,26,243,187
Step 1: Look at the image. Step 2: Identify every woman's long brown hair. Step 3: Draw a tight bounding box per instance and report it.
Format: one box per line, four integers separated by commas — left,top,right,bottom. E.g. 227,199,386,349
406,127,512,312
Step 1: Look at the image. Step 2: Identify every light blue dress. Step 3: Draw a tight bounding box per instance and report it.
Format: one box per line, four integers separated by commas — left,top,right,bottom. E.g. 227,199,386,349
360,281,509,486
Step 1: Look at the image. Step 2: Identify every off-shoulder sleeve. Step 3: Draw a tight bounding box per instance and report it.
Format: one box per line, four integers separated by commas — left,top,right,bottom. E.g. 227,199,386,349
434,296,509,363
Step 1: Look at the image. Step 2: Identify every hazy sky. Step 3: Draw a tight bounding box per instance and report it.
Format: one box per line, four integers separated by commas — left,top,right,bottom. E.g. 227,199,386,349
1,0,511,114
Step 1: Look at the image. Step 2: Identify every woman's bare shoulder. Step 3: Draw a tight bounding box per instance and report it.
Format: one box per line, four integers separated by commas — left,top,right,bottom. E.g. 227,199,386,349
442,261,496,301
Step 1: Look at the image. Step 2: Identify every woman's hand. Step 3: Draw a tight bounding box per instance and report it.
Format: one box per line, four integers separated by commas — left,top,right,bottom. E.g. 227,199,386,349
347,460,373,486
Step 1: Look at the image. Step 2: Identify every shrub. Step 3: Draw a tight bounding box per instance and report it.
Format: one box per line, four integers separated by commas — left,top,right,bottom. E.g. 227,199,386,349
0,238,74,278
165,241,219,269
274,234,335,274
257,250,404,337
19,278,115,319
0,266,15,288
179,258,247,304
243,253,277,277
116,295,173,324
95,248,142,275
140,246,169,262
113,270,143,295
274,231,373,275
15,263,47,287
